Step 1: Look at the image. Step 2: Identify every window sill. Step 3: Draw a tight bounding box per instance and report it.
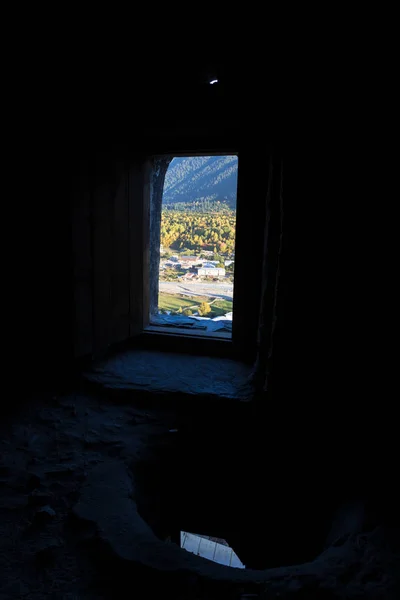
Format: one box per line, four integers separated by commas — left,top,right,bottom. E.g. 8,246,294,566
139,325,239,360
84,348,253,402
144,325,231,340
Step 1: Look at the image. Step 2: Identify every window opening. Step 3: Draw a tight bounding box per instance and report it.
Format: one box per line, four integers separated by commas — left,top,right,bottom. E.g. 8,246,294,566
149,155,238,338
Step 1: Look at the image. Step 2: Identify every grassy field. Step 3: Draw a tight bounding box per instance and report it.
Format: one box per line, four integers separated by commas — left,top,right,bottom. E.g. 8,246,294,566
158,293,201,312
158,292,233,317
212,299,233,311
208,299,233,317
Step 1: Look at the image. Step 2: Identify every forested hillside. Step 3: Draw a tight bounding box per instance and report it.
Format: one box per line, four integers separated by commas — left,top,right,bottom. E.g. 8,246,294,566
163,156,238,208
161,210,236,254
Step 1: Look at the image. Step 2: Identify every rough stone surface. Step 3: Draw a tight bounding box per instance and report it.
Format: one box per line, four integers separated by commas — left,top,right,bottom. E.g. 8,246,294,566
0,390,398,599
149,157,172,317
85,349,253,400
72,459,400,598
35,504,56,520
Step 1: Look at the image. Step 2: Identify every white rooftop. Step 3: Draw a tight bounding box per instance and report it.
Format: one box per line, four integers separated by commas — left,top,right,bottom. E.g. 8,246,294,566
180,532,245,569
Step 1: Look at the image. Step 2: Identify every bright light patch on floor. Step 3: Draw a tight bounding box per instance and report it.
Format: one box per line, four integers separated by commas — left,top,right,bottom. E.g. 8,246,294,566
180,532,245,568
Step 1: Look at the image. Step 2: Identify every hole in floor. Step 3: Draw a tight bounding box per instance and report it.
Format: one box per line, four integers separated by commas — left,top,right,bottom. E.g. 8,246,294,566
131,425,335,571
178,532,245,568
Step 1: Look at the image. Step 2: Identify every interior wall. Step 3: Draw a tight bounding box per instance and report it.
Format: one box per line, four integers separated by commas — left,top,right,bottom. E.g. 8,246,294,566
5,51,281,389
71,122,270,359
7,152,74,391
72,151,147,359
49,132,275,369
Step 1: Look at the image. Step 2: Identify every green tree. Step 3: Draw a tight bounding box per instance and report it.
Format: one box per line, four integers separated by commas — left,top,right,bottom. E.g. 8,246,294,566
183,309,193,316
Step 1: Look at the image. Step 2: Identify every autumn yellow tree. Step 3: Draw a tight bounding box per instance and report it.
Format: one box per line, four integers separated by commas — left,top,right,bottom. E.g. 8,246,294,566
160,207,236,255
198,302,211,316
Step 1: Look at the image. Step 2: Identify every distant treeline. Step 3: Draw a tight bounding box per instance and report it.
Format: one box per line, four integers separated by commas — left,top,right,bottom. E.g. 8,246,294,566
163,199,234,213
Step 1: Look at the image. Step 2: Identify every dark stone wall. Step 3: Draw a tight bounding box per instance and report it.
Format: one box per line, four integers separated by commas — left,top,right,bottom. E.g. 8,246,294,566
149,157,172,317
4,83,268,389
5,145,74,392
2,24,285,381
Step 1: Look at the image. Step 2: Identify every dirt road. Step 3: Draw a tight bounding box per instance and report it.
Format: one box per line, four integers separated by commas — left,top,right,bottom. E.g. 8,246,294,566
159,281,234,300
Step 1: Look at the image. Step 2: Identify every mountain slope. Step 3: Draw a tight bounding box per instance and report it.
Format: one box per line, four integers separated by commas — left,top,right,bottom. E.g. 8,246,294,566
163,156,238,207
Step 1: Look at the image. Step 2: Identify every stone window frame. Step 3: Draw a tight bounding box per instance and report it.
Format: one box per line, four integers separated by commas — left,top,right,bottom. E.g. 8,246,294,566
138,150,261,363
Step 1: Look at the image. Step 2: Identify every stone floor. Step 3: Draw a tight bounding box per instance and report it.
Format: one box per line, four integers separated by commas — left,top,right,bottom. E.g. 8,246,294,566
84,349,253,401
0,389,398,599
